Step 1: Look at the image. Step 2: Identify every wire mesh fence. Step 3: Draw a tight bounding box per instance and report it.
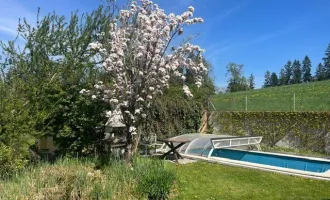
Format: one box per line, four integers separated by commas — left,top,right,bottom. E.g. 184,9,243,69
209,83,330,112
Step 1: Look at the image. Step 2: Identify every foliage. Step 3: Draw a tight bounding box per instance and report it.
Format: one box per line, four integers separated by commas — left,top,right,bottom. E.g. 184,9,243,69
283,60,292,85
0,0,214,163
0,79,40,176
264,45,330,86
263,70,271,88
175,162,330,200
278,68,286,85
302,55,312,82
226,63,249,92
211,111,330,154
0,143,28,178
291,59,302,84
323,43,330,78
210,79,330,111
248,74,255,89
146,96,202,137
269,72,278,87
315,62,327,81
0,5,114,157
0,157,175,200
48,86,110,156
88,1,207,161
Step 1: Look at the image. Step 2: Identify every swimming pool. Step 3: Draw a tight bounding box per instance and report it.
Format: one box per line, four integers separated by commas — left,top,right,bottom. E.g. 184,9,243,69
212,149,330,173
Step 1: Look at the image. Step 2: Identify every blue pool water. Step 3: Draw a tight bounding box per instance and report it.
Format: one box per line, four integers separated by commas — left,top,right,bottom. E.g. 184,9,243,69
211,149,330,173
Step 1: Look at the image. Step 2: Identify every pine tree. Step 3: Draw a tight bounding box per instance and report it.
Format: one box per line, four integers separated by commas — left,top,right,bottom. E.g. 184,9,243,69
283,60,292,84
278,68,286,86
248,74,255,89
263,70,271,88
315,63,327,81
322,44,330,79
291,59,302,84
302,55,312,82
270,72,279,87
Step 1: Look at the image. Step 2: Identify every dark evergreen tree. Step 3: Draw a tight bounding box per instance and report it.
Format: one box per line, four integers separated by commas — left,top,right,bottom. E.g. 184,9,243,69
278,68,286,86
263,70,271,88
283,60,292,84
248,74,255,89
322,44,330,79
270,72,279,87
291,60,302,84
315,63,327,81
302,56,312,82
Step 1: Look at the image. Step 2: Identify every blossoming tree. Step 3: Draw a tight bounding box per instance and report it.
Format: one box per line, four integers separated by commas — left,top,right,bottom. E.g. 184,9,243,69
88,0,207,161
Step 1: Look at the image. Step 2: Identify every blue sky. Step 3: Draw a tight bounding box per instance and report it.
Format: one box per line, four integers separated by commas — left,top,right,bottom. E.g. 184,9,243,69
1,0,329,88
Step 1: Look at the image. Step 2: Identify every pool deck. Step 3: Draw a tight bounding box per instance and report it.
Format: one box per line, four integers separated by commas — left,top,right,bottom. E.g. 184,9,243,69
182,151,330,181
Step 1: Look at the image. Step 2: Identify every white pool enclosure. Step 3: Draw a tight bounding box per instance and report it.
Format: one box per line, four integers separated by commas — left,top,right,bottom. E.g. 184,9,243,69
157,133,263,158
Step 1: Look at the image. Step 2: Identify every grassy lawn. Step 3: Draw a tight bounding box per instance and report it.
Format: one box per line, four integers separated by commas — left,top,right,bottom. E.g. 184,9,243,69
174,161,330,200
1,158,330,199
211,80,330,111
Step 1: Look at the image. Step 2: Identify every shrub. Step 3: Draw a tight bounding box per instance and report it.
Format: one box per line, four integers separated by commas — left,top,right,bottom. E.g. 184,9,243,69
0,143,28,178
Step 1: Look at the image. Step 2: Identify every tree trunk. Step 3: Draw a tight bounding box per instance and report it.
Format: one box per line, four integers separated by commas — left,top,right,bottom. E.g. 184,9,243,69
124,128,133,163
132,126,142,154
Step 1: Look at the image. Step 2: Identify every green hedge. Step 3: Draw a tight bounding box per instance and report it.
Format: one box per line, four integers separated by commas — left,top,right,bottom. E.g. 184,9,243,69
147,98,203,137
211,111,330,154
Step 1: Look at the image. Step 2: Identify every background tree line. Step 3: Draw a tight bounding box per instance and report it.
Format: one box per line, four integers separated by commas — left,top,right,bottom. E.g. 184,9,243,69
263,44,330,88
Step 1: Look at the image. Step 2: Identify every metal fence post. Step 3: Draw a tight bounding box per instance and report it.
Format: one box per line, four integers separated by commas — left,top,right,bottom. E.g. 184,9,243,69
245,95,248,111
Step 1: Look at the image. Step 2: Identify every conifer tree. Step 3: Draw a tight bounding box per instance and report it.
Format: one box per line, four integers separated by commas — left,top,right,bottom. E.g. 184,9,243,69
302,56,312,82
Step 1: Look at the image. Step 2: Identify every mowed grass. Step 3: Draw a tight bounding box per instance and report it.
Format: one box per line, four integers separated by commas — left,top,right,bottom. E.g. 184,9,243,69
211,80,330,111
174,162,330,200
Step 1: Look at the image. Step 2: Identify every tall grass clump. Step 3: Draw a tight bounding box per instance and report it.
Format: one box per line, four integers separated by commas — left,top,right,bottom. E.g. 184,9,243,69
133,157,176,200
0,157,176,200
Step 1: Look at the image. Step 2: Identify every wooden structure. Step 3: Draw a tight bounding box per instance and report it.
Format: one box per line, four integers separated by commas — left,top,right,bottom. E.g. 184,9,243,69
158,137,191,163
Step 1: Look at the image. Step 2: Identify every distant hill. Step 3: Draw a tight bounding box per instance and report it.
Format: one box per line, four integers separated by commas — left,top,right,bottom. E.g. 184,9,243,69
210,80,330,111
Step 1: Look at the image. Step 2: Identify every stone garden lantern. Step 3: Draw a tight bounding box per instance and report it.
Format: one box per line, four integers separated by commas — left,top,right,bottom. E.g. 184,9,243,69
103,107,127,154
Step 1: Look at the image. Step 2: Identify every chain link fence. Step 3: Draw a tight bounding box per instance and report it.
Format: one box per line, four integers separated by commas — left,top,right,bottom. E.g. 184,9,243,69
209,85,330,112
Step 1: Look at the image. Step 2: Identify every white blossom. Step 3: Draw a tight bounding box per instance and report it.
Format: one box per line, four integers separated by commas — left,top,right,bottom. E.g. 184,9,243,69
183,85,193,98
188,6,195,13
79,89,86,94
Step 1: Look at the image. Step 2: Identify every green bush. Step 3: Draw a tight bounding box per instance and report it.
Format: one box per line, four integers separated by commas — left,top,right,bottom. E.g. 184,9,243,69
0,143,28,178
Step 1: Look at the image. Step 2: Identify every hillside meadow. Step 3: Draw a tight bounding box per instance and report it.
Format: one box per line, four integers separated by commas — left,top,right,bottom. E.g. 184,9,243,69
211,80,330,111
